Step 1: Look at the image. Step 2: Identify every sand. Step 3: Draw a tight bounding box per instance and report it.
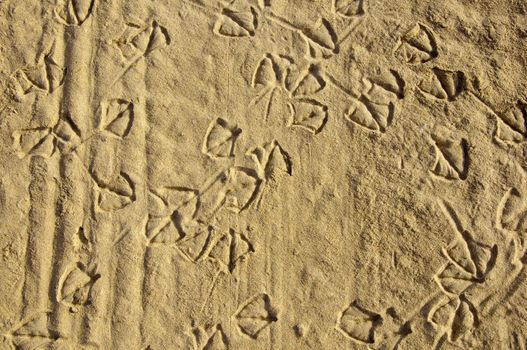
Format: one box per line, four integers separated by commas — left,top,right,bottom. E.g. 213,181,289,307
0,0,526,349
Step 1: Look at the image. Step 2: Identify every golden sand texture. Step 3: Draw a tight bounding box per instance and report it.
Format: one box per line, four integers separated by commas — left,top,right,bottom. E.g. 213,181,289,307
0,0,526,349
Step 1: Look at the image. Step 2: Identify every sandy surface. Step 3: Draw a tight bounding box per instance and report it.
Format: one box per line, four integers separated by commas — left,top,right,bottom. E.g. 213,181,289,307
0,0,526,349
